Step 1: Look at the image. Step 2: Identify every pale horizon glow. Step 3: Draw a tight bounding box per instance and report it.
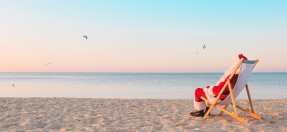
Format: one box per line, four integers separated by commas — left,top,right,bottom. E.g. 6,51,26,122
1,0,287,73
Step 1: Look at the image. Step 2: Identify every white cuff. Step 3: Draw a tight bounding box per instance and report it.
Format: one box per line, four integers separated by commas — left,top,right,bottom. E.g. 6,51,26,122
208,85,216,96
193,99,206,111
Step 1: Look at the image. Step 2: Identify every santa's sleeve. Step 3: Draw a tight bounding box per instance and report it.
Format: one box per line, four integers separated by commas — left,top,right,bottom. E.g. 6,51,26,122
209,75,231,96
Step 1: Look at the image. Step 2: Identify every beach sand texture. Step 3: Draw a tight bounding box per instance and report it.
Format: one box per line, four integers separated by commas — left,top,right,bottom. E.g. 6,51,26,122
0,98,286,132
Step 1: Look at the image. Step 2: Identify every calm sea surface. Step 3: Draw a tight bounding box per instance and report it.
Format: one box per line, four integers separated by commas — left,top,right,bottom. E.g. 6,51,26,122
0,73,286,99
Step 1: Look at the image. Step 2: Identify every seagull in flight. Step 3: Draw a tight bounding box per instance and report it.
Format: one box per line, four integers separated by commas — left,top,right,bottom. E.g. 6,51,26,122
203,45,206,49
83,35,88,40
45,62,52,66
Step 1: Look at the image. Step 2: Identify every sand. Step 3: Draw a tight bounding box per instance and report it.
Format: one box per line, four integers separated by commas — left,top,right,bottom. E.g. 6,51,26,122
0,98,286,132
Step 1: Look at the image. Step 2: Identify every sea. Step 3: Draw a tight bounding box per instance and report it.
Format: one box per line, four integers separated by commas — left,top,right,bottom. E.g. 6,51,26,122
0,72,286,99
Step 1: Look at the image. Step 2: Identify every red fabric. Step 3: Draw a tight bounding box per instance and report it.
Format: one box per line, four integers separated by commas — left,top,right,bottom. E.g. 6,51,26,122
194,88,207,102
194,74,239,102
211,74,239,100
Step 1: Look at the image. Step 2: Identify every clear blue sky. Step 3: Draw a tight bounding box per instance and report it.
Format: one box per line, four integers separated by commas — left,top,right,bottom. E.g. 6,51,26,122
1,0,287,72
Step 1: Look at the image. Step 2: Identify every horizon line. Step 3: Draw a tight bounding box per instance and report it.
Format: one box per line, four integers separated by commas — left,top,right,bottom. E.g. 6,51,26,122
0,72,286,73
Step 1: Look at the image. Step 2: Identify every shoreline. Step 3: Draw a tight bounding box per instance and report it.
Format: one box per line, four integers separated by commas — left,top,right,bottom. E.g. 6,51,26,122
1,98,286,131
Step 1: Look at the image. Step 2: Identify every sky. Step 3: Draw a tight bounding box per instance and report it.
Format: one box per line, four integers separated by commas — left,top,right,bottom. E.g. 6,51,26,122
0,0,287,73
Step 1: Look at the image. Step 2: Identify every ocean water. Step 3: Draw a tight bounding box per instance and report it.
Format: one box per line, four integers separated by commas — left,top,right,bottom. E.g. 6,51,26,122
0,72,286,99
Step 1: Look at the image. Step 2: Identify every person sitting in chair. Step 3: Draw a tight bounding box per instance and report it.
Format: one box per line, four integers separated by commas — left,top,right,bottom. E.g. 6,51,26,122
190,54,248,117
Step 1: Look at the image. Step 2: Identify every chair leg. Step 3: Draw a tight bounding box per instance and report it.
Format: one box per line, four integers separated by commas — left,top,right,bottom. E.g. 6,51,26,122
227,80,238,117
215,105,248,123
201,96,216,119
219,104,229,116
246,84,255,113
203,104,214,119
235,105,262,119
200,97,249,123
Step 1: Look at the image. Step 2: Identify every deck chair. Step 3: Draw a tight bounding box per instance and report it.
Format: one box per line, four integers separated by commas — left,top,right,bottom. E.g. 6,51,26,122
200,58,262,123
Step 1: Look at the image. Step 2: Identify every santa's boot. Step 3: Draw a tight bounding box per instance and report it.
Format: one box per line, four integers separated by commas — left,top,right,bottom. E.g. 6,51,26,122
189,110,205,117
190,99,206,117
204,107,211,115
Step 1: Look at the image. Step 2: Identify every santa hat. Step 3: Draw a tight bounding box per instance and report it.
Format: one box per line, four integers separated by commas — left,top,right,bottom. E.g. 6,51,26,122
216,54,248,86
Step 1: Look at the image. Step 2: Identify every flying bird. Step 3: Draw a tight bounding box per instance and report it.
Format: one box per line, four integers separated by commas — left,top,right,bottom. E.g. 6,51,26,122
45,62,52,66
83,35,88,40
203,45,206,49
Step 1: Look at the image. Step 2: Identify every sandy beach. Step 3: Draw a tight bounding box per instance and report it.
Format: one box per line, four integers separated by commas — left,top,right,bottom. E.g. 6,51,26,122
0,98,286,132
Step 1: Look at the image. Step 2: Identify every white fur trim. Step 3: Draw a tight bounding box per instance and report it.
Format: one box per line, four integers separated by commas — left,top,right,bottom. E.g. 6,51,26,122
233,55,240,66
193,99,206,111
204,88,216,103
207,85,216,96
216,54,240,85
203,88,222,104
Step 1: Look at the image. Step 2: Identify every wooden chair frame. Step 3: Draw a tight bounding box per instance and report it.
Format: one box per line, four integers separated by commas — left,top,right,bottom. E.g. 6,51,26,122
200,58,262,123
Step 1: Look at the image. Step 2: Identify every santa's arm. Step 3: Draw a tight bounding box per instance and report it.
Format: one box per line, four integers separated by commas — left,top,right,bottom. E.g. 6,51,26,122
208,75,231,96
211,83,226,96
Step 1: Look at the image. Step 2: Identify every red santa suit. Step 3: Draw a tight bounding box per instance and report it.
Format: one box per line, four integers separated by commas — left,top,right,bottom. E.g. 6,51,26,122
193,54,248,111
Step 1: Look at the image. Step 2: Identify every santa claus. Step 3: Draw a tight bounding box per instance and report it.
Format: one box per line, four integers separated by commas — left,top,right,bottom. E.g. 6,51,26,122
190,54,248,117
